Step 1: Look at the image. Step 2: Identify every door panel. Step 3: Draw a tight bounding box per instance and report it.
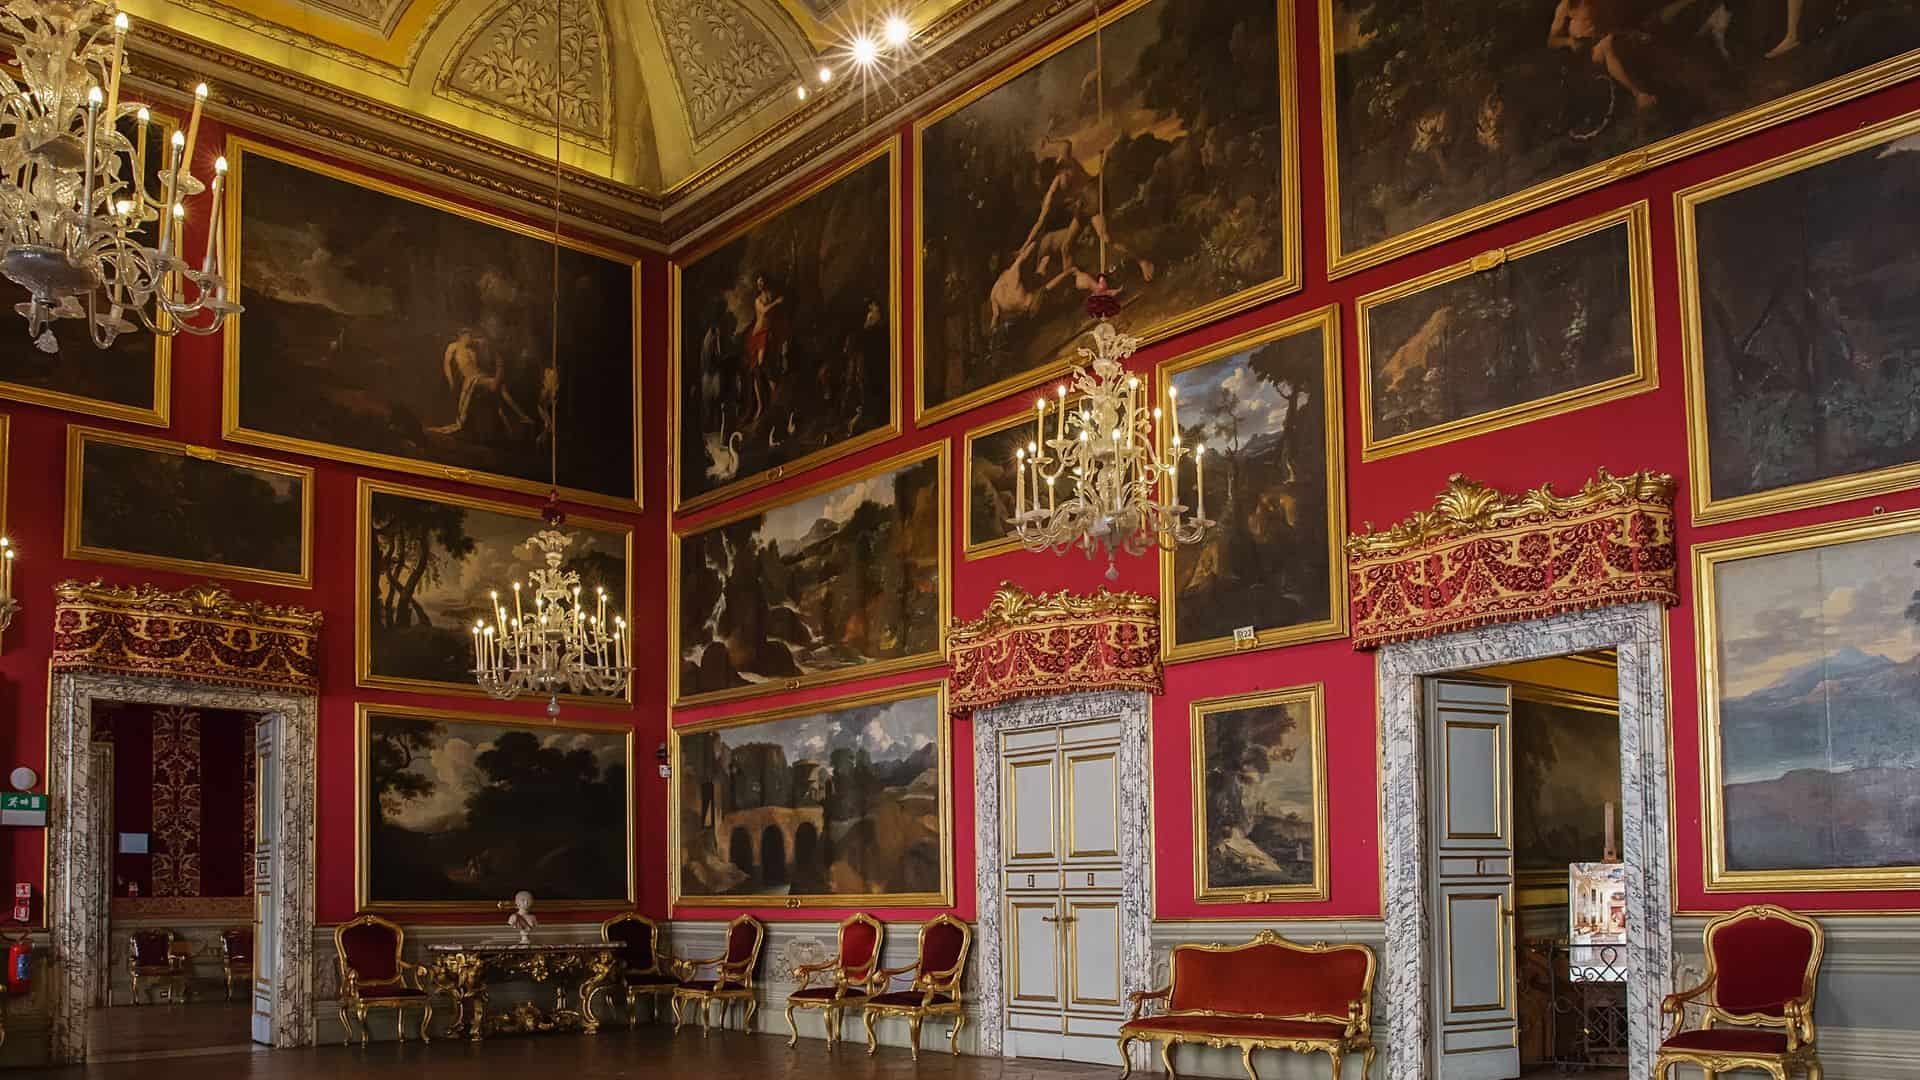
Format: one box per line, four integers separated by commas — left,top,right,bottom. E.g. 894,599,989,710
1064,750,1119,860
1006,754,1060,862
1007,899,1063,1010
1441,892,1507,1012
1442,722,1505,844
1066,899,1122,1009
252,718,276,1044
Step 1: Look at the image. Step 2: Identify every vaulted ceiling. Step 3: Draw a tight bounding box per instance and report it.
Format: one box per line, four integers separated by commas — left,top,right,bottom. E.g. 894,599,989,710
118,0,983,199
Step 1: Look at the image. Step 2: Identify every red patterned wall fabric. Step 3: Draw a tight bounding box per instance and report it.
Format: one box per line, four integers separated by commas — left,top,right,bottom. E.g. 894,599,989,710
52,581,323,694
948,585,1162,711
94,702,258,900
1346,471,1678,649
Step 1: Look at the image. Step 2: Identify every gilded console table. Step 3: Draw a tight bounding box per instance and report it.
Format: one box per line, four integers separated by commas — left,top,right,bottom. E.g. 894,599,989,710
424,942,618,1041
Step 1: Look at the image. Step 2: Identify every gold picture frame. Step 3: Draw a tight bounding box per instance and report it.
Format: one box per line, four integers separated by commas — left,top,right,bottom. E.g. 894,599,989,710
354,701,636,912
1191,683,1329,904
670,137,903,514
1695,508,1920,892
353,477,635,706
1157,305,1348,661
221,136,644,511
1355,201,1657,461
1677,108,1920,526
911,0,1302,426
1318,2,1920,278
667,679,953,909
64,424,315,588
668,440,951,708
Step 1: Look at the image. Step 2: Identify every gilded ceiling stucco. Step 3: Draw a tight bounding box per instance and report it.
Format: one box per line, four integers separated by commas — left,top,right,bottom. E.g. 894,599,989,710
652,0,796,147
436,0,614,148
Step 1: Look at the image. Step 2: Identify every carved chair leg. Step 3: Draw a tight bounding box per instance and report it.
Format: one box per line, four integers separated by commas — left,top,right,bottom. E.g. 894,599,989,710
396,1007,407,1043
355,1004,371,1048
743,995,758,1031
1323,1046,1343,1080
908,1014,923,1062
1159,1038,1180,1080
1806,1061,1824,1080
1241,1044,1259,1080
785,1004,800,1047
700,997,714,1038
1117,1035,1136,1078
1362,1044,1376,1080
949,1010,965,1056
337,1004,352,1047
826,1006,840,1046
864,1009,880,1056
671,994,686,1034
421,1001,434,1043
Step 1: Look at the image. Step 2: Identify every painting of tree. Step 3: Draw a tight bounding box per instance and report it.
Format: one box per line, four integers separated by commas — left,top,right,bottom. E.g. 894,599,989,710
360,481,630,699
1193,687,1326,901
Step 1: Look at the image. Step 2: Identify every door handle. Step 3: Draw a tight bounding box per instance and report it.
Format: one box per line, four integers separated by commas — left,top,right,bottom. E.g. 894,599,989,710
1040,915,1077,925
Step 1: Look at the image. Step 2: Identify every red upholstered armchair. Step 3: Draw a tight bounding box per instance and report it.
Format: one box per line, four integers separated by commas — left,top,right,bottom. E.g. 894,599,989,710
334,914,435,1046
1657,905,1825,1080
601,912,678,1025
862,914,971,1061
220,928,254,1002
667,914,765,1037
127,929,184,1005
785,913,884,1048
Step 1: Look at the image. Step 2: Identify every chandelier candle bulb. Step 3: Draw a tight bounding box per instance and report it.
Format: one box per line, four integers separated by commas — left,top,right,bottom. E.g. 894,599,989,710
134,108,148,187
106,14,127,120
183,82,207,165
1015,447,1025,511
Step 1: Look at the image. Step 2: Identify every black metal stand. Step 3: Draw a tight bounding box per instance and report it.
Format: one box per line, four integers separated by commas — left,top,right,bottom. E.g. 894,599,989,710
1526,941,1629,1073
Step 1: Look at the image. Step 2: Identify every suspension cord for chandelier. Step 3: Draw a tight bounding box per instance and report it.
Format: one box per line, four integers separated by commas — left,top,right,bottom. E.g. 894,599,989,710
547,0,563,509
1093,0,1106,276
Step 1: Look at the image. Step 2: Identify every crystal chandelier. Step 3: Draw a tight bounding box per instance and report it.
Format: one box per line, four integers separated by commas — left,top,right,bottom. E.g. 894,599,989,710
468,0,629,716
1010,293,1212,580
0,0,239,352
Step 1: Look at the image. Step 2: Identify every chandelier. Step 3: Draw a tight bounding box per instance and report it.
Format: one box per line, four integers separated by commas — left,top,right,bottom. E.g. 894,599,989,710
0,0,239,351
468,0,629,716
1010,294,1212,580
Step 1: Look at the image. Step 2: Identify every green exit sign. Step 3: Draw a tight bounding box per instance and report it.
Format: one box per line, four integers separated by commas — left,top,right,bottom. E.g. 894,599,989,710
1,793,47,825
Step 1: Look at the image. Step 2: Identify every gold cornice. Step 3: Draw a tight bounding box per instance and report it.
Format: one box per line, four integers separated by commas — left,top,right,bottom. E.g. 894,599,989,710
1347,469,1678,558
53,579,325,634
949,582,1158,647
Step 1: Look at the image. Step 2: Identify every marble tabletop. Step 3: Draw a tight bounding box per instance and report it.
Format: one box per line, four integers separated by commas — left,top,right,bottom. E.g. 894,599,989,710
425,942,614,954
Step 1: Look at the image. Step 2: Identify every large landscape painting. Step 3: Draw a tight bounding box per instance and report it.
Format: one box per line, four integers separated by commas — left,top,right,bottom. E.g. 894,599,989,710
1512,693,1620,873
359,481,631,701
228,142,638,507
1705,521,1920,887
1325,0,1920,268
360,707,631,908
1164,311,1342,656
1194,687,1326,901
69,428,310,587
674,445,946,705
676,145,896,510
1359,207,1651,457
674,685,949,905
917,0,1296,421
1684,116,1920,521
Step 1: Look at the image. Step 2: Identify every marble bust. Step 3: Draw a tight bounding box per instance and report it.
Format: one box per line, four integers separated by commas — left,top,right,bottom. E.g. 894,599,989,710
506,891,537,944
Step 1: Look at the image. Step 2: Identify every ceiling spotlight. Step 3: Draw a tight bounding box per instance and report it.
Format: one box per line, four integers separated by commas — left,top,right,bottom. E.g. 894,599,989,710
796,84,808,100
851,35,879,67
884,16,911,47
818,65,833,84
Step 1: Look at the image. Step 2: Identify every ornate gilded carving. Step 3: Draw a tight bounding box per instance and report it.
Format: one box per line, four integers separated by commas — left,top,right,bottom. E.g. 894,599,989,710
653,0,795,145
438,0,614,147
51,580,324,694
948,583,1161,711
1346,470,1679,649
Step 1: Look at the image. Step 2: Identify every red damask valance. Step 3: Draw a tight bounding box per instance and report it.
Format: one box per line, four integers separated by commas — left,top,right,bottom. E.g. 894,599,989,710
948,584,1161,711
52,580,323,695
1346,470,1678,650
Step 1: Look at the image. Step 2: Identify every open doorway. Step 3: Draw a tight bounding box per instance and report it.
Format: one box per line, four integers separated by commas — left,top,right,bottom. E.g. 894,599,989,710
1455,652,1629,1080
82,700,264,1063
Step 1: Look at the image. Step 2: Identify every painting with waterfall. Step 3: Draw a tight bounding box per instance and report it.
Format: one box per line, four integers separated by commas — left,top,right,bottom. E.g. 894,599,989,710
672,683,951,906
671,443,948,706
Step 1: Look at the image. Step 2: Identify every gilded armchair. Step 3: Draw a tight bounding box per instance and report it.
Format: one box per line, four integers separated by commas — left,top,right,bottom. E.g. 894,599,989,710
1656,905,1825,1080
334,914,435,1046
862,915,971,1060
601,912,679,1025
667,914,765,1037
220,928,253,1002
785,912,883,1047
127,929,184,1005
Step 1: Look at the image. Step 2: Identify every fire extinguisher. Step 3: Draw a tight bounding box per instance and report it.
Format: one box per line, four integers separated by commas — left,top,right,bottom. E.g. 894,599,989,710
5,935,28,995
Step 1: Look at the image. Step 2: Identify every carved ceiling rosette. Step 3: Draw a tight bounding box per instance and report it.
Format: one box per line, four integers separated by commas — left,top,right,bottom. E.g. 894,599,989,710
652,0,797,147
947,583,1160,711
1346,470,1678,649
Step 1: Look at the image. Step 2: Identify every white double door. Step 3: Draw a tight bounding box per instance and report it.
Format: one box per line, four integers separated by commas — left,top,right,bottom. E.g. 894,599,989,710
999,719,1127,1063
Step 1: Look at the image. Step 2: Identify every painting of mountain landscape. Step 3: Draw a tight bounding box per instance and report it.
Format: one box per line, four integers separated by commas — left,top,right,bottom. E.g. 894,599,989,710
1710,526,1920,877
1195,687,1325,901
673,447,945,704
674,687,948,904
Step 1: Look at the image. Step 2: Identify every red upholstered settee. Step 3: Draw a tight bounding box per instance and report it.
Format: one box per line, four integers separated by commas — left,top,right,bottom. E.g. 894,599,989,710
1119,930,1376,1080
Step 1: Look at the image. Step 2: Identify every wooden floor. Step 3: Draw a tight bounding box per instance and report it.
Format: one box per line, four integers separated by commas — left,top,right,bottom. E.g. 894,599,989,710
84,1001,259,1063
45,1027,1116,1078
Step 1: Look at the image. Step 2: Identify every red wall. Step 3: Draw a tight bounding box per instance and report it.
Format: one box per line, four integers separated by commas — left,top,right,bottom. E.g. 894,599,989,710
0,113,671,928
669,0,1920,925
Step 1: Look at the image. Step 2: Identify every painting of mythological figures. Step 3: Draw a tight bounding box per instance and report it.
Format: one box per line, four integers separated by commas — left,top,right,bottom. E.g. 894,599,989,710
915,0,1299,423
672,683,951,905
225,140,640,508
1357,203,1655,459
0,114,172,425
1681,112,1920,524
357,705,633,909
1697,512,1920,891
672,443,949,706
356,479,632,702
66,426,312,587
1324,0,1920,273
675,143,898,511
1161,308,1345,658
1192,685,1328,902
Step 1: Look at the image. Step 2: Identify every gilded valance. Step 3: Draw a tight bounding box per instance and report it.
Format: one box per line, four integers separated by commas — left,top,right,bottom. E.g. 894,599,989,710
948,584,1161,711
1346,470,1678,649
52,580,323,695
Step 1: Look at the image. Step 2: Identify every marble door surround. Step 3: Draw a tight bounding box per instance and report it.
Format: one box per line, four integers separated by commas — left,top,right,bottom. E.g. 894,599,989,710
45,672,318,1063
970,689,1153,1064
1375,602,1673,1080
